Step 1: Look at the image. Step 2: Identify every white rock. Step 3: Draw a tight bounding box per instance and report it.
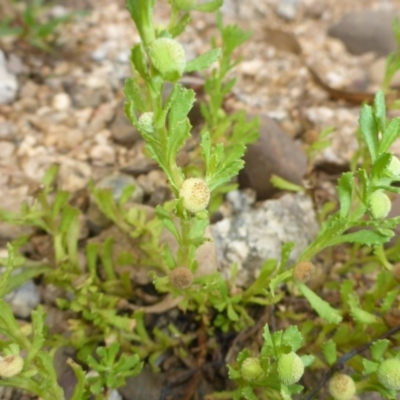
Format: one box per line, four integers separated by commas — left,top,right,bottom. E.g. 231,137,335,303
90,144,116,165
108,390,122,400
52,92,72,111
4,279,41,318
0,50,18,104
212,192,319,287
276,0,300,21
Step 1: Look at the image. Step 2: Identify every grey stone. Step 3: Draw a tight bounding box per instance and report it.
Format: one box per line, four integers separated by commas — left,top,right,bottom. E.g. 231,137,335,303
119,367,163,400
0,50,18,104
97,173,144,204
0,121,16,140
275,0,300,21
108,390,122,400
4,279,41,318
238,115,307,200
328,10,399,56
211,191,319,287
368,57,400,87
109,102,142,147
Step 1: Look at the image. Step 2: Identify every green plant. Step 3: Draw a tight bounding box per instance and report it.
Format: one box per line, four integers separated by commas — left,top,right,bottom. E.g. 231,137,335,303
0,0,81,51
2,1,400,400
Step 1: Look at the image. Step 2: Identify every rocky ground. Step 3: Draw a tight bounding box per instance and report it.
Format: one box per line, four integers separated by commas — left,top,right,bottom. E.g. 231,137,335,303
0,0,400,399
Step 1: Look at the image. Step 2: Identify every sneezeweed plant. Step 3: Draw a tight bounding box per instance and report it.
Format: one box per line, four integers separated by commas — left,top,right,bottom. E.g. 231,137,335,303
2,1,400,400
227,325,314,400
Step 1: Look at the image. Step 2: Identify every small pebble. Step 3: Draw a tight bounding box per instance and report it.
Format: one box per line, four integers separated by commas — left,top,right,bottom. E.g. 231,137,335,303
4,279,41,319
89,143,116,165
52,93,72,111
0,141,15,158
276,0,300,21
0,50,18,105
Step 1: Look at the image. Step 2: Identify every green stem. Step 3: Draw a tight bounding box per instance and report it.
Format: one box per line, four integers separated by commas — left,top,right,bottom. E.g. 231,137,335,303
137,0,155,47
178,217,192,268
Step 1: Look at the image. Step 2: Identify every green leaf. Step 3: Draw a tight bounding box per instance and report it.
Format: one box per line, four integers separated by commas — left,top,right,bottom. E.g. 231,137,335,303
68,359,87,400
362,358,379,375
327,229,392,247
124,77,146,114
359,104,379,161
296,282,342,324
301,354,315,368
193,0,223,12
42,164,59,189
261,325,274,355
166,85,194,165
270,175,304,192
370,339,390,362
0,24,23,38
130,44,150,82
269,270,291,297
337,172,353,218
383,51,400,90
374,90,386,132
348,293,383,324
379,118,400,154
156,205,181,242
185,48,221,73
241,386,259,400
206,143,245,191
201,131,211,168
371,152,392,179
126,0,155,45
1,266,50,297
169,13,191,37
322,340,337,366
380,290,397,312
279,242,295,270
281,326,303,352
26,306,46,364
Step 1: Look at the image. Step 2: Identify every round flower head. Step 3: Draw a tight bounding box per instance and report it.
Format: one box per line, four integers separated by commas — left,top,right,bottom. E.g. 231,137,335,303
0,354,24,378
148,38,186,81
179,178,210,213
138,112,154,134
277,352,304,385
241,357,264,381
369,191,391,219
328,373,356,400
293,261,315,283
170,267,193,290
377,358,400,390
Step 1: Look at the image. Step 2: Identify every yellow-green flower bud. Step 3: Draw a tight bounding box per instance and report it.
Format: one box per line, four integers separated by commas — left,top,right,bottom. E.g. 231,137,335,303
328,373,356,400
369,191,391,219
149,38,186,81
179,178,210,213
277,352,304,385
0,354,24,378
377,358,400,390
241,357,264,381
138,112,154,134
170,267,193,289
293,261,315,283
